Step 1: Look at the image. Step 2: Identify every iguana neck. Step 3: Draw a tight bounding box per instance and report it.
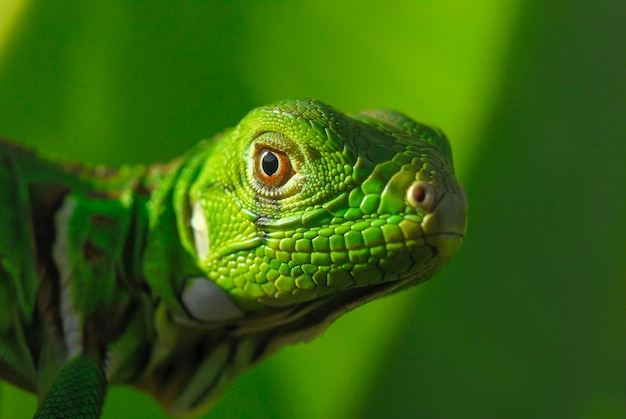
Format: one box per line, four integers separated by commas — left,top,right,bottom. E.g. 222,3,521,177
6,146,202,391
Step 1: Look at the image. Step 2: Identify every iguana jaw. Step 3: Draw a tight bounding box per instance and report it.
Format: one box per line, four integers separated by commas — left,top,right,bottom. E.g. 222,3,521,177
181,176,467,319
179,180,467,337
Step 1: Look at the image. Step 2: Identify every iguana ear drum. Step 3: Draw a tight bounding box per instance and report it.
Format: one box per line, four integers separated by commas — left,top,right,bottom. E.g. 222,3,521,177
181,277,244,322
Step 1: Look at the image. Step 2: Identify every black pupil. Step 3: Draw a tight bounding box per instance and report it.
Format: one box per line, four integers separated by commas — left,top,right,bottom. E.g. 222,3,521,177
262,151,279,176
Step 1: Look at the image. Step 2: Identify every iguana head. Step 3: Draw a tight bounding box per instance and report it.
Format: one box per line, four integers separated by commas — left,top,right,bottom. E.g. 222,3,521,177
178,99,467,326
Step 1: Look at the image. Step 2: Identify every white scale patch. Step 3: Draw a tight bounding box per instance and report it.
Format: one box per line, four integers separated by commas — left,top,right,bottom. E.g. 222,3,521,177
181,277,244,322
185,203,244,322
190,201,209,261
51,197,83,358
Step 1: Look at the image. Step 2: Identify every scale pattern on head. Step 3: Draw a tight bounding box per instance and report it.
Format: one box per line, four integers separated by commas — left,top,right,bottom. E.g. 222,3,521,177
184,99,466,314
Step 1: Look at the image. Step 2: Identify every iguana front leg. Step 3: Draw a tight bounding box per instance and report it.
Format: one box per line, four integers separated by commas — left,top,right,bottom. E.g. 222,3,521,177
31,179,147,415
34,354,106,419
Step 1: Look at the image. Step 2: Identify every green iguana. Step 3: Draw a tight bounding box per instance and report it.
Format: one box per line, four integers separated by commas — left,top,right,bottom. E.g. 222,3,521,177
0,99,467,418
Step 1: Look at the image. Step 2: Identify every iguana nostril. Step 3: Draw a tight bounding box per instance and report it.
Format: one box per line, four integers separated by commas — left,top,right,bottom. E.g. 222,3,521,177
407,181,435,211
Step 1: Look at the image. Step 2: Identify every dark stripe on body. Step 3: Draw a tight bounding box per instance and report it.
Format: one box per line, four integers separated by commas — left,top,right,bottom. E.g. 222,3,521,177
29,183,69,348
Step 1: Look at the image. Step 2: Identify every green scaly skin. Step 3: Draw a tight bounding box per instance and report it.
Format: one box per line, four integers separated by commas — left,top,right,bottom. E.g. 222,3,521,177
0,99,467,418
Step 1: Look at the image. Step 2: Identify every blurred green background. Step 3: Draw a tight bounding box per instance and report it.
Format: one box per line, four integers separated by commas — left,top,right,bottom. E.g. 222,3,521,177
1,1,624,418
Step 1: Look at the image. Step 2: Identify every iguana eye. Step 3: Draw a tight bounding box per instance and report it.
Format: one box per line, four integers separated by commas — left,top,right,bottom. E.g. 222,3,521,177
254,148,293,187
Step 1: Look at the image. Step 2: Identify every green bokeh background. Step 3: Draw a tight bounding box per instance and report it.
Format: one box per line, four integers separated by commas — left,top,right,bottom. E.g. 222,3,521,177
0,1,624,418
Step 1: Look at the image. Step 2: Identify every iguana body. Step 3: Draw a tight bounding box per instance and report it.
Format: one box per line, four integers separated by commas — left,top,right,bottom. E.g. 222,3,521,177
0,99,467,418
